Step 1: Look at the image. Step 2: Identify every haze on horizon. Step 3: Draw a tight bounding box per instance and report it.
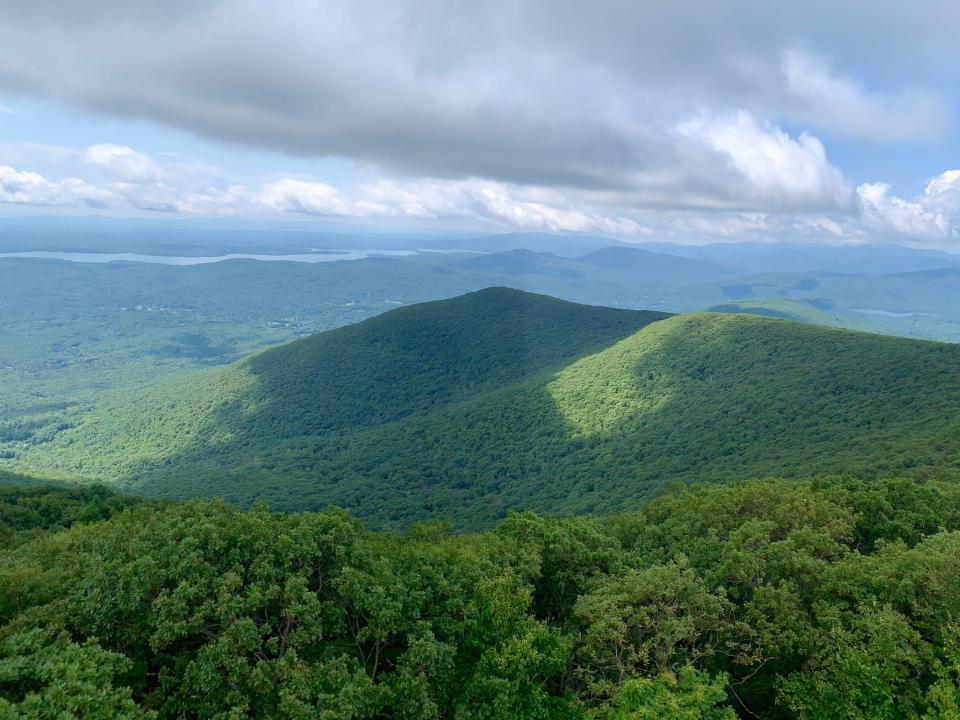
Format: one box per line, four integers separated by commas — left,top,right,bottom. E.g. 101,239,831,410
0,0,958,248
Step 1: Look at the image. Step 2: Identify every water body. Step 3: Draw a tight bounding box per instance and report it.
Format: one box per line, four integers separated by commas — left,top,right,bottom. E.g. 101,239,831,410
853,308,931,318
0,250,419,265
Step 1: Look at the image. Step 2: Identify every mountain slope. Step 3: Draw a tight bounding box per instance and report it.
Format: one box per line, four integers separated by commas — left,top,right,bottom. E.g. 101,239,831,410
709,297,841,324
14,288,667,484
13,290,960,529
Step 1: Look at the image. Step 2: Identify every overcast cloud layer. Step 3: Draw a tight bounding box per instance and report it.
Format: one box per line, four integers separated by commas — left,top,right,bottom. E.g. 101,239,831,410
0,0,958,244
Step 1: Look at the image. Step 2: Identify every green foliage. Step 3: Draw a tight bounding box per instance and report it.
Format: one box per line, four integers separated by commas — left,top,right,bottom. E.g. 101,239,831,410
0,484,148,548
454,575,578,719
15,290,960,530
575,558,728,693
2,477,960,718
923,625,960,720
0,628,149,719
778,603,925,719
7,251,960,474
594,667,736,720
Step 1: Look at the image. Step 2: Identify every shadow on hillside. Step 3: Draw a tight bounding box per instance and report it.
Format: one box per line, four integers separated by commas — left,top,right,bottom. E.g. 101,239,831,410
124,311,960,531
126,293,671,524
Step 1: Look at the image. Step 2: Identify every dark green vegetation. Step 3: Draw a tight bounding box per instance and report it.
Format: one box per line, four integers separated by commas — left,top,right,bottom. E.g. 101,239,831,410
6,238,960,463
5,230,960,717
0,484,150,548
2,478,959,718
0,247,716,455
11,288,960,529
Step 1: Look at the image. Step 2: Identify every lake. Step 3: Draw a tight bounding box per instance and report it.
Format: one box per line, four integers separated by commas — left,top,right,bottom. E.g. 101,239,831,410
0,250,420,265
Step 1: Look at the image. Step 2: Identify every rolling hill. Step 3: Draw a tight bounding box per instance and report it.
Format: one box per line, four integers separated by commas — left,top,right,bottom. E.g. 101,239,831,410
10,288,960,528
577,246,731,283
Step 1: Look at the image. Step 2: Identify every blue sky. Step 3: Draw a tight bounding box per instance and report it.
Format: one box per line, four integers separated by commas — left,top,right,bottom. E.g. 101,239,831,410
0,1,958,245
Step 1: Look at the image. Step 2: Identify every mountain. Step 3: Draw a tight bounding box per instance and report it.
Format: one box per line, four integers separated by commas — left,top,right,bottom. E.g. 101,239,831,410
641,241,960,275
11,289,666,495
577,246,731,283
709,297,842,324
452,249,585,278
452,232,632,257
451,246,730,284
887,266,960,280
683,266,960,342
11,289,960,529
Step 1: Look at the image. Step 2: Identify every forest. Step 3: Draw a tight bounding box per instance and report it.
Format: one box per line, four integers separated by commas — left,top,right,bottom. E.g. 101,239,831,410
10,289,960,530
2,477,959,718
4,0,960,715
6,243,960,468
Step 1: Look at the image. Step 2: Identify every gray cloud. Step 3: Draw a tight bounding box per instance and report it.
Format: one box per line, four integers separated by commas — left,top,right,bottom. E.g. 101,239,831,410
0,1,955,212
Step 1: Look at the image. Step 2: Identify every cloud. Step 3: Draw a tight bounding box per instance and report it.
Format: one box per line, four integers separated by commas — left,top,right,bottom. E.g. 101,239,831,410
84,143,160,183
2,139,957,246
671,111,851,211
255,177,650,234
0,165,113,207
792,216,850,238
857,171,960,243
678,213,770,238
0,1,953,213
781,51,950,142
921,170,960,217
0,143,653,234
256,179,352,216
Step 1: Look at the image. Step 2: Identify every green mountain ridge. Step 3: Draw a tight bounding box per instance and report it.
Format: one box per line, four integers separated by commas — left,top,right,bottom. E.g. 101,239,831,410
10,288,960,529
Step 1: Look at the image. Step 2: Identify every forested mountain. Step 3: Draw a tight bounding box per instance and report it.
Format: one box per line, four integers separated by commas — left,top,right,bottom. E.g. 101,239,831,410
6,244,960,462
12,288,960,529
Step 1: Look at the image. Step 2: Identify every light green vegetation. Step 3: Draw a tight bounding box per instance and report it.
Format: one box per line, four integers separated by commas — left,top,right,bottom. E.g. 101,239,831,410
10,288,960,530
707,297,839,323
2,478,959,718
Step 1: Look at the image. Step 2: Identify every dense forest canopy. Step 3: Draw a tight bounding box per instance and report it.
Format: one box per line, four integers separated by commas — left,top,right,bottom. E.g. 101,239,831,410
5,0,960,713
4,288,960,716
7,247,960,477
2,478,959,718
11,289,960,530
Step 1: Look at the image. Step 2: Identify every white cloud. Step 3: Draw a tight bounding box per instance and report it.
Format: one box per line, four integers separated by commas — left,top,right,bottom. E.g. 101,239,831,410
673,111,852,211
921,170,960,217
680,213,770,238
255,179,352,216
254,177,650,235
793,216,850,238
857,172,960,243
0,164,113,207
782,50,949,142
4,138,959,246
84,143,160,183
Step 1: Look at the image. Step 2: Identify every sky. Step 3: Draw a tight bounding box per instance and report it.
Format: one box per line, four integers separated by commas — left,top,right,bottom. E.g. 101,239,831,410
0,0,958,246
